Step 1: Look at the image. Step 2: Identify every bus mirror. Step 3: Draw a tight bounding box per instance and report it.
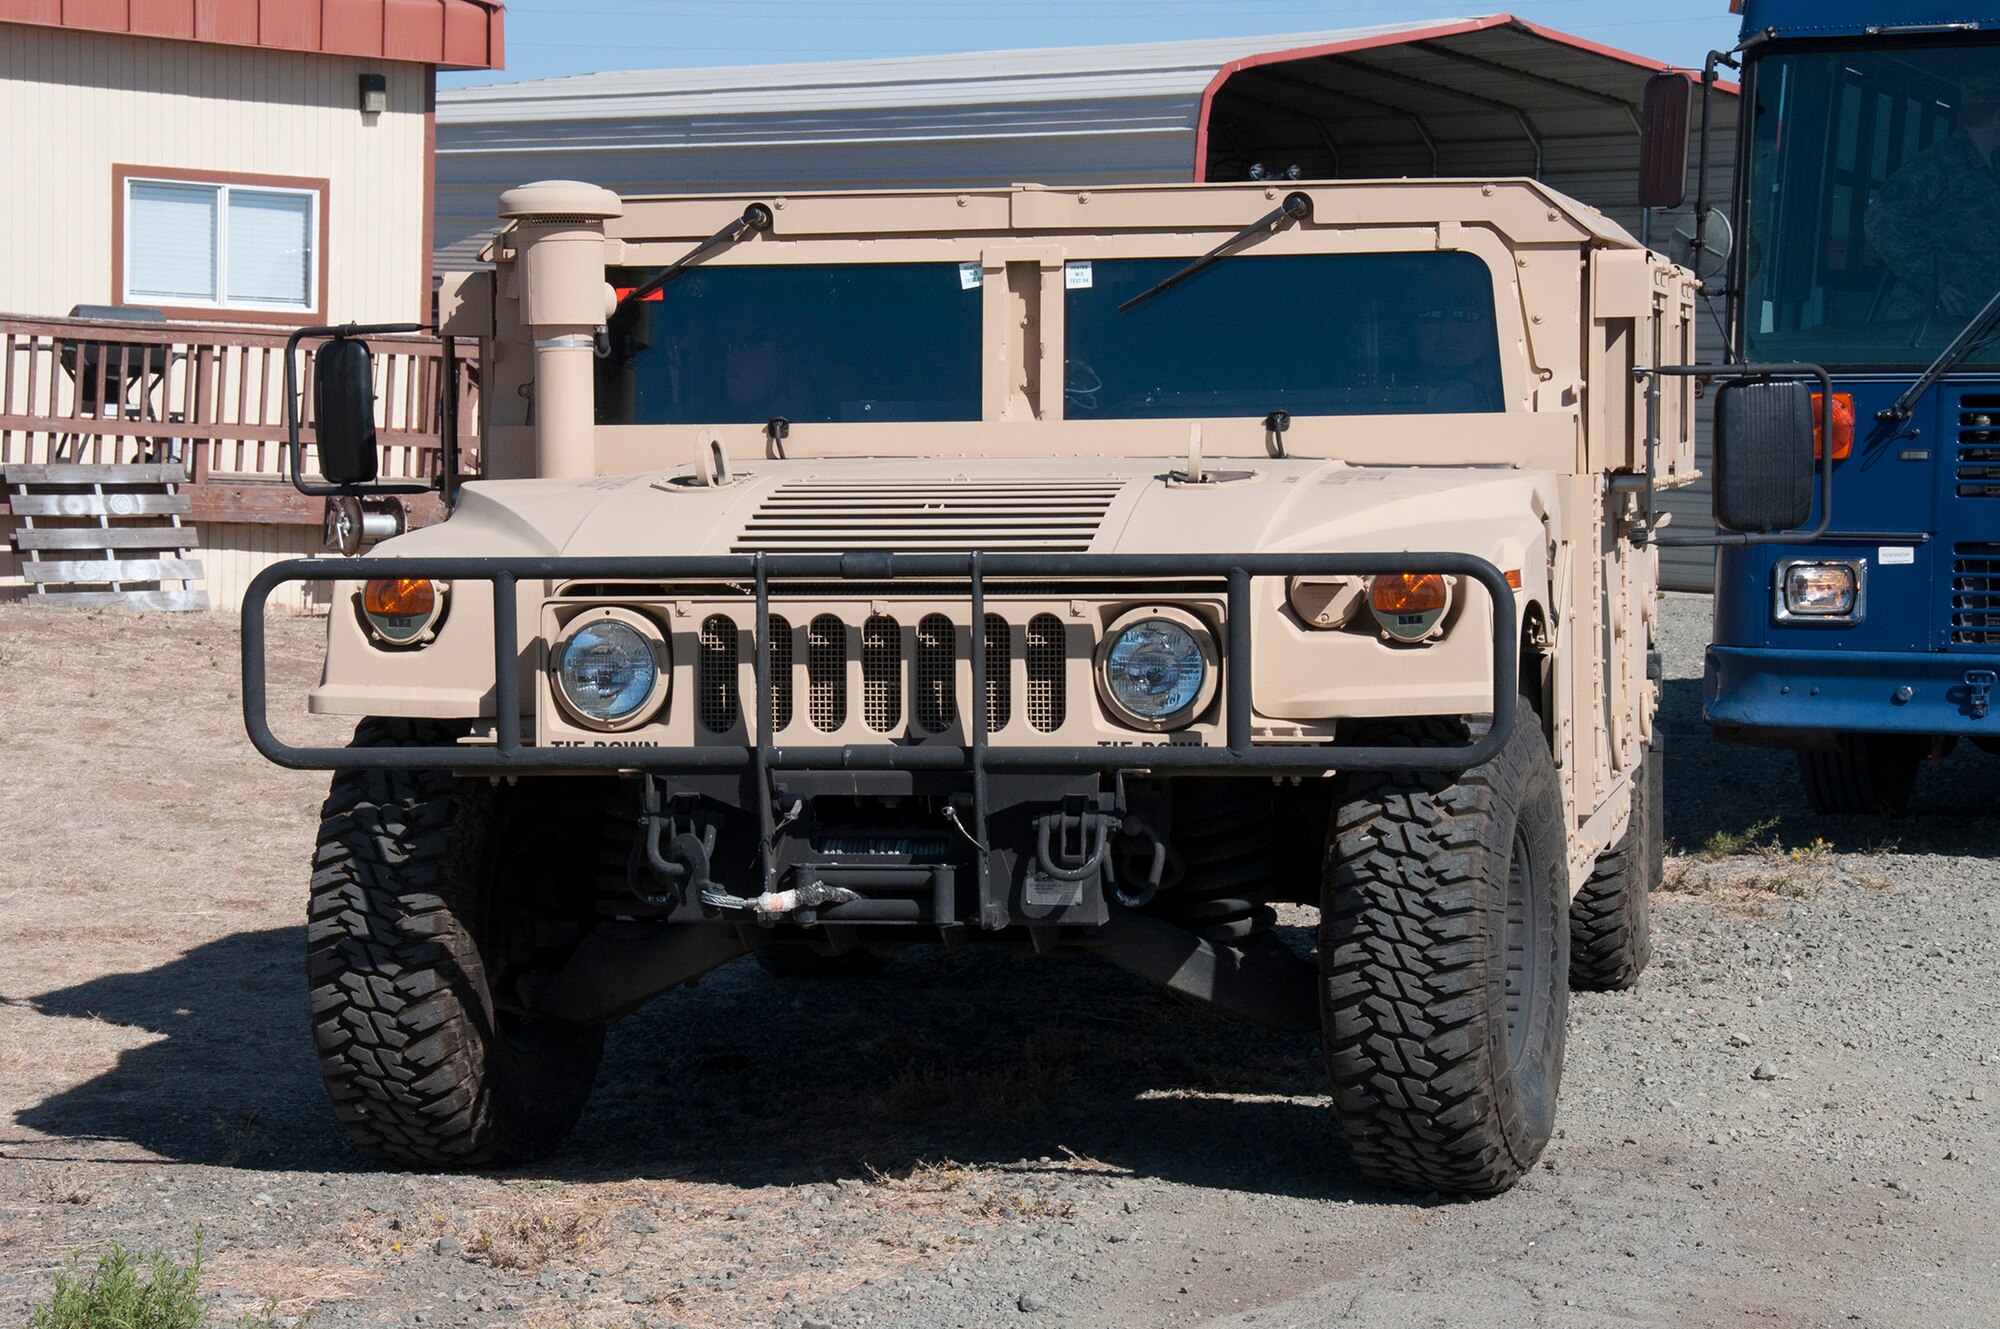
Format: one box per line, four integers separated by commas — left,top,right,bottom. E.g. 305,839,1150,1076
314,337,380,486
1713,380,1814,533
1639,72,1695,210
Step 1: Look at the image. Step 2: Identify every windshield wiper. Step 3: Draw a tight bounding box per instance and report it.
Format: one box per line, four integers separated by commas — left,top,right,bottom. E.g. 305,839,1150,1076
1118,191,1313,314
613,202,774,314
1880,283,2000,423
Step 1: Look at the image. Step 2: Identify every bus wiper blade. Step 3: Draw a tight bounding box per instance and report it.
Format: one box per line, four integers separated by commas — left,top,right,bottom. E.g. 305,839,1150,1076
1118,191,1313,314
1880,283,2000,423
615,203,774,313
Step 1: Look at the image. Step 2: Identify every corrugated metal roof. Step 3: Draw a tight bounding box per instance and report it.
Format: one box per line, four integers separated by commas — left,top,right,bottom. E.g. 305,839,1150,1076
0,0,504,70
440,20,1472,123
435,14,1720,269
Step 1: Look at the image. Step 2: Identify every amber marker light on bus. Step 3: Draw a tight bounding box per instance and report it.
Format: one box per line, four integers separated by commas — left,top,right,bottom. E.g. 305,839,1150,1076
1813,392,1855,461
360,577,446,647
1368,573,1454,644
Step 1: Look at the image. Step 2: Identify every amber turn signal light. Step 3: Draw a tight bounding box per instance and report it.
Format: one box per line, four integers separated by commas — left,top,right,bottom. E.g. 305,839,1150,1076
1812,392,1854,461
364,578,437,617
1369,573,1449,614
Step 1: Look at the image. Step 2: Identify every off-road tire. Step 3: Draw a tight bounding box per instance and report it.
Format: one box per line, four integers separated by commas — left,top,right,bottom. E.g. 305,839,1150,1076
1797,733,1925,816
1321,708,1570,1196
309,718,605,1169
1569,741,1658,990
754,947,890,980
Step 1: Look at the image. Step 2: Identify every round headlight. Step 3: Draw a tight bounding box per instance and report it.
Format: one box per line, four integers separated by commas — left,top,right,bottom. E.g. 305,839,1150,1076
554,613,667,729
1096,611,1216,731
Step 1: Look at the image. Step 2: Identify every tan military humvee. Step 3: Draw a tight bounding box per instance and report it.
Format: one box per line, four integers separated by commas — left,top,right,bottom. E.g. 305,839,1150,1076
250,178,1697,1196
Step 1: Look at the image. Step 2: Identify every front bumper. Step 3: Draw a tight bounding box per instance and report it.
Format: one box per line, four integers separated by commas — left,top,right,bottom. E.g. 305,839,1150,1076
1704,644,2000,744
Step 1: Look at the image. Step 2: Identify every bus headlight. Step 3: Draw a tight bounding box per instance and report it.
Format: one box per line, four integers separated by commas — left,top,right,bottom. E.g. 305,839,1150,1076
552,609,670,729
1777,560,1863,621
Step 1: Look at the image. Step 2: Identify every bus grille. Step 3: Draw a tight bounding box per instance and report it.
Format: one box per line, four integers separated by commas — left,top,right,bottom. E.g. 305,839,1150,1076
1952,544,2000,644
1958,396,2000,498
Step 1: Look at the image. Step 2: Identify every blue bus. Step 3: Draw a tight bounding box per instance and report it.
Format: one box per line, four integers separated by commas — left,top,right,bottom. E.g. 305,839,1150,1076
1686,1,2000,813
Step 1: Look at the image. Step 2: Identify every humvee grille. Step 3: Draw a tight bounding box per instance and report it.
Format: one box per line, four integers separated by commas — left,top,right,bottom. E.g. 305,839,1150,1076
1952,544,2000,644
808,615,846,731
915,613,958,733
768,614,793,729
733,479,1123,553
697,615,739,733
1026,614,1066,732
862,615,901,732
984,613,1011,732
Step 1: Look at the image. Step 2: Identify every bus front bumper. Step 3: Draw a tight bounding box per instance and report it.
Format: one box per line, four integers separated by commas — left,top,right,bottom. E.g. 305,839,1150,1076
1704,645,2000,748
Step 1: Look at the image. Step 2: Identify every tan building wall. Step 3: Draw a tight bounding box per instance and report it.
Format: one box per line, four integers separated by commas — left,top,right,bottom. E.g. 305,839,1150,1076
0,22,431,327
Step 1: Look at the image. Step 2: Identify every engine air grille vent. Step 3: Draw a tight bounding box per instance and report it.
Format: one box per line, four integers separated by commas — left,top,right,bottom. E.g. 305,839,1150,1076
1952,544,2000,644
768,614,793,729
1025,613,1067,732
697,615,740,733
1958,396,2000,498
734,478,1124,553
983,614,1011,733
808,615,846,731
915,614,957,733
862,615,901,732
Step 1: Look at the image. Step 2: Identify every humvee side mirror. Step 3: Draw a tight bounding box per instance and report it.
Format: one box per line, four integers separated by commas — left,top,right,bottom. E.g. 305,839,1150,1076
314,337,380,486
1712,379,1814,533
285,321,455,504
1638,72,1695,210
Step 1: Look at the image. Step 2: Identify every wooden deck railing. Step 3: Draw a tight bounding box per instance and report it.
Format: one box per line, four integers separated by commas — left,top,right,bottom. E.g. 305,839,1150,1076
0,312,479,523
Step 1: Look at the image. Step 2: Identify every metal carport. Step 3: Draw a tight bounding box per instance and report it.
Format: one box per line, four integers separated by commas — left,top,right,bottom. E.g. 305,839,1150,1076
436,13,1734,587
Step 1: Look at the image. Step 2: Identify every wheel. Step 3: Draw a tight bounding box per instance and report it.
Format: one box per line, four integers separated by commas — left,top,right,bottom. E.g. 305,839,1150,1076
1796,733,1925,815
1320,707,1570,1196
754,947,889,980
1570,741,1658,991
308,718,605,1169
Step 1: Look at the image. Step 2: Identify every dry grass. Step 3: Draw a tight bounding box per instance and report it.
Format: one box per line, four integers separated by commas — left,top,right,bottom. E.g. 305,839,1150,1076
467,1202,603,1271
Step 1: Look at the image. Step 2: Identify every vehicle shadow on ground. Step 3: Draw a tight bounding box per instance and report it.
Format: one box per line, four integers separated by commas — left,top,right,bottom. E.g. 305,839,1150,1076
1658,676,2000,856
13,925,1370,1201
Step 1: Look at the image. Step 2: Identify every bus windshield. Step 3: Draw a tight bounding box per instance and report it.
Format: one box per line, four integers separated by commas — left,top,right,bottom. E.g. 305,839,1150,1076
1742,42,2000,367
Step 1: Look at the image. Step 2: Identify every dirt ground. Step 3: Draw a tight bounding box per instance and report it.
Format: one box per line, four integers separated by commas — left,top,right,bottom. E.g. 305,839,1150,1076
0,593,1996,1329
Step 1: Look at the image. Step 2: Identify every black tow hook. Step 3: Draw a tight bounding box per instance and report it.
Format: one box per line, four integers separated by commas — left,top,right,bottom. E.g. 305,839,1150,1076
635,776,718,905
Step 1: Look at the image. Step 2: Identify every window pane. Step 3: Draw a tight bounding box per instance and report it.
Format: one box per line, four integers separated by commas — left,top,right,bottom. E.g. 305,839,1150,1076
1743,43,2000,367
127,182,217,303
1065,252,1503,418
597,263,983,425
227,189,313,308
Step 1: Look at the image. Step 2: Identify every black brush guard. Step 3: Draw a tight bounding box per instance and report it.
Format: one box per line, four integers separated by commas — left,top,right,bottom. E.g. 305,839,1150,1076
245,551,1516,900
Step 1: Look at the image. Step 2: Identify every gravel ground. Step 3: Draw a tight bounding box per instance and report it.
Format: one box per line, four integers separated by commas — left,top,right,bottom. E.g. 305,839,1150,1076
0,592,1995,1329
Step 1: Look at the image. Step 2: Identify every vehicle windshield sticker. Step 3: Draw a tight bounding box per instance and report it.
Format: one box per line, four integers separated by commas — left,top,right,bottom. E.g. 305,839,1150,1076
1065,261,1093,289
959,262,983,290
1879,546,1915,565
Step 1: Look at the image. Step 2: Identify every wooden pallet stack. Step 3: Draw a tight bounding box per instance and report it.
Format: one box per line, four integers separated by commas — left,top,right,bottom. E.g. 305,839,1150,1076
2,463,209,610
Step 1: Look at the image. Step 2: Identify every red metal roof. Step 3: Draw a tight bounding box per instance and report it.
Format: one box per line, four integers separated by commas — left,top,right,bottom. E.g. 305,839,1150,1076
0,0,504,70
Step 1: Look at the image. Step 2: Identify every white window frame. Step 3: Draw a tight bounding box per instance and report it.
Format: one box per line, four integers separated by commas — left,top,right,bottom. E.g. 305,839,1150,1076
121,176,321,315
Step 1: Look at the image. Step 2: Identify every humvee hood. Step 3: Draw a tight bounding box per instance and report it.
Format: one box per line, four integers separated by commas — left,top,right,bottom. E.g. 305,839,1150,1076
383,457,1551,565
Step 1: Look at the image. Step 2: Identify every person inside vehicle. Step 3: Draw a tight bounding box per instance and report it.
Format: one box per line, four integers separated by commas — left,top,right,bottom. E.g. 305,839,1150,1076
1414,295,1503,412
1866,71,2000,320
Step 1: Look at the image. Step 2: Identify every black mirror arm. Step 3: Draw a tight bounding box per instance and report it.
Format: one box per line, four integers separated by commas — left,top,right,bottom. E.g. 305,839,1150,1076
284,322,436,499
1636,361,1835,548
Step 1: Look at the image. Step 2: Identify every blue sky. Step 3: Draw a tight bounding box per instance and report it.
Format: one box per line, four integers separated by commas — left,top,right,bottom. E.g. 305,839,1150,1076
444,0,1745,88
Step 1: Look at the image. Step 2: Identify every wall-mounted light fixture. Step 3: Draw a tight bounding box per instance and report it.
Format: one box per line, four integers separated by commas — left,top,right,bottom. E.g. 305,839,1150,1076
359,72,388,115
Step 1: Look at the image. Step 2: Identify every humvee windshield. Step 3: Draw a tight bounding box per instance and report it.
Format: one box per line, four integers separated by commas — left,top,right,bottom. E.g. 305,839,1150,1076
598,262,983,425
595,250,1502,427
1064,251,1503,417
